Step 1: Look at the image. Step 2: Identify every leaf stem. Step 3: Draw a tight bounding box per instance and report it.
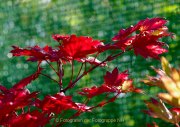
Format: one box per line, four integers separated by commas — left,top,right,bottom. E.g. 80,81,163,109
70,60,74,82
76,63,84,79
89,93,120,110
58,60,63,89
46,60,59,76
40,73,59,84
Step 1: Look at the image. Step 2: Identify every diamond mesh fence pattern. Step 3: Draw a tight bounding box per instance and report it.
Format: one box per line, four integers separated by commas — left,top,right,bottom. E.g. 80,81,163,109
0,0,179,127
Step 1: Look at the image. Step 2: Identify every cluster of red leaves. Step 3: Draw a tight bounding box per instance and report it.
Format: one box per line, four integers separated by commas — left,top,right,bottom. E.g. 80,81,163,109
79,68,142,98
0,70,91,126
0,69,47,126
11,18,172,63
112,18,172,59
11,35,106,66
0,18,172,126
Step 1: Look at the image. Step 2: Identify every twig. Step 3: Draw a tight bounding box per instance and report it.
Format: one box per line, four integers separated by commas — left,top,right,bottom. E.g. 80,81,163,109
76,63,84,79
62,50,126,92
40,73,59,84
58,60,63,90
70,60,74,82
46,60,59,76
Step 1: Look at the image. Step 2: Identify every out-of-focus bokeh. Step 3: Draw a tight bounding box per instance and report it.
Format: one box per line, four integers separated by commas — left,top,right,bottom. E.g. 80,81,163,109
0,0,179,127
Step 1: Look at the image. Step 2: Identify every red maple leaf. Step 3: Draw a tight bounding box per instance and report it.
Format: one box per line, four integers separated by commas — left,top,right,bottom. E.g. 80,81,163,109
78,85,114,98
79,68,141,98
38,92,91,114
139,18,167,32
104,67,128,86
4,110,50,127
132,32,168,59
55,34,104,59
52,34,70,42
10,45,61,62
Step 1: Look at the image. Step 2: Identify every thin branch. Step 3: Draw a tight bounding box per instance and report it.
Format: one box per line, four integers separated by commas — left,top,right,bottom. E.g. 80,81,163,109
45,60,59,76
57,61,60,76
84,61,87,72
70,60,74,82
56,93,119,126
76,63,84,79
58,60,63,88
62,50,126,92
89,93,120,110
40,73,59,84
61,60,74,91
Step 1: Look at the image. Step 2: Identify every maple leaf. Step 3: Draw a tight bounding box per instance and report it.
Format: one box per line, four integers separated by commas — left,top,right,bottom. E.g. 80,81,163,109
52,34,70,42
79,68,142,98
139,18,167,32
10,45,60,62
143,57,180,126
112,18,168,41
112,24,139,41
104,67,128,86
132,32,168,59
55,34,104,59
143,57,180,107
38,92,91,114
144,98,180,124
78,85,114,98
4,110,50,127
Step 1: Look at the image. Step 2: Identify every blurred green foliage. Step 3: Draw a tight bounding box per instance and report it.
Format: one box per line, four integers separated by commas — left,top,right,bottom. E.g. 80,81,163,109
0,0,179,127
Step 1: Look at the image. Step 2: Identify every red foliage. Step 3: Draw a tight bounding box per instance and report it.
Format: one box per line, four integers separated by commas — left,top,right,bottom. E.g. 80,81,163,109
0,17,172,126
79,68,140,98
104,67,128,86
3,110,50,127
57,34,104,59
11,45,61,62
112,18,172,59
78,85,114,98
37,92,91,114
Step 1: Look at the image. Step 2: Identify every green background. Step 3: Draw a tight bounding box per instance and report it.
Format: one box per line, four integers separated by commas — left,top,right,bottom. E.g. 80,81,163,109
0,0,179,127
